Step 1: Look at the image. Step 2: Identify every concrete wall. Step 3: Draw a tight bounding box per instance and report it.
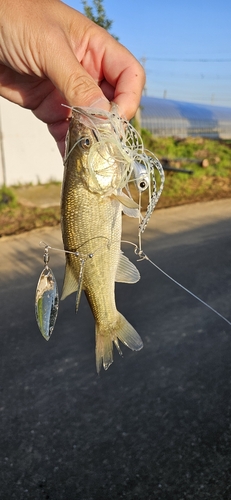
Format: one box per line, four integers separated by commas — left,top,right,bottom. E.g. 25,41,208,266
0,98,63,186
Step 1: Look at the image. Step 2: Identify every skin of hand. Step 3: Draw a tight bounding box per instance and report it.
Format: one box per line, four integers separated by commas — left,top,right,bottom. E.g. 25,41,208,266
0,0,145,155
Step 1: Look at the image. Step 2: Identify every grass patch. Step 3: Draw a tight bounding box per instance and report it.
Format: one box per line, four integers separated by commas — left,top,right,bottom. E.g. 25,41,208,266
0,135,230,238
137,134,231,209
0,204,60,238
0,186,18,211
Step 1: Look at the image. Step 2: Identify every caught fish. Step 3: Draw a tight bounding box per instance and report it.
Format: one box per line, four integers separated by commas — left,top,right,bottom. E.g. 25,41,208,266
61,107,144,372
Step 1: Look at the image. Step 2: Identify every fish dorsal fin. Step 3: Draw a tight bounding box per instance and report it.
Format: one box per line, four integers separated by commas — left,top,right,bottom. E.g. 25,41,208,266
112,192,139,209
61,262,78,301
115,252,140,283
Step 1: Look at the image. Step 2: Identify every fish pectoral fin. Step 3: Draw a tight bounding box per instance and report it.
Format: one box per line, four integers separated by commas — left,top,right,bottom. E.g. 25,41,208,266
122,206,140,218
112,192,139,209
61,262,79,300
115,251,140,283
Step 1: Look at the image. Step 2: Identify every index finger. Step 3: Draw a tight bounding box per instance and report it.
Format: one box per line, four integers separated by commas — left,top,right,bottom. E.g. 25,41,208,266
94,40,145,119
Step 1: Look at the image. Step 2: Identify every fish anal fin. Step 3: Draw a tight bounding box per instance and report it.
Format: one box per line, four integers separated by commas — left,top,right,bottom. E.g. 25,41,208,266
95,313,143,373
115,252,140,283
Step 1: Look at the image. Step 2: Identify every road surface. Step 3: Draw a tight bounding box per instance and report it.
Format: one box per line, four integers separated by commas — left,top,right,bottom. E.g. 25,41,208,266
0,199,230,500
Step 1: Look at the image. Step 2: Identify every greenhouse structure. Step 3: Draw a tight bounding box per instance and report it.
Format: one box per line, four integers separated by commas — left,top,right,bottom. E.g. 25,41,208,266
139,96,231,139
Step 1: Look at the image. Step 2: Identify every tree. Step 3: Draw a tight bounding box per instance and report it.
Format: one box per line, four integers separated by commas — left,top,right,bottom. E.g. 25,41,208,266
81,0,118,39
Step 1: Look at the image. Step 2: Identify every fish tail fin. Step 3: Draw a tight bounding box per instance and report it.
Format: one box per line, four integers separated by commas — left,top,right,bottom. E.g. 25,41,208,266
95,313,143,373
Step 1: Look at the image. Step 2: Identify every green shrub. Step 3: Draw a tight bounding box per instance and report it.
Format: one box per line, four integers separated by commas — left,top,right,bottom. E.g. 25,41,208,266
0,186,18,211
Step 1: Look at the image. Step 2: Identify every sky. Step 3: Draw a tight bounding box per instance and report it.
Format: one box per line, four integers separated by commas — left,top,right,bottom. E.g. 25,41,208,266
65,0,231,108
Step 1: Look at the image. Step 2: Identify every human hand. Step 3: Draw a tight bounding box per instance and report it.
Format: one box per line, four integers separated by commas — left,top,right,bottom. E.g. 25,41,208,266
0,0,145,155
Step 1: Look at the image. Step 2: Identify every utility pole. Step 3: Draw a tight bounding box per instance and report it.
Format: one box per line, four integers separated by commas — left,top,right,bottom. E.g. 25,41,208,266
0,104,6,186
140,56,147,96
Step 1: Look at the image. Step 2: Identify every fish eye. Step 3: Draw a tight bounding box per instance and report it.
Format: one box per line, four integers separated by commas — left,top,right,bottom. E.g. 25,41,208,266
80,137,91,149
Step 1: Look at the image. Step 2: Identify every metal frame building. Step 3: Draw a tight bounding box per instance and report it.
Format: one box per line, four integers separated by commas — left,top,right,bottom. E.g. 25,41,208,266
140,96,231,139
1,96,231,186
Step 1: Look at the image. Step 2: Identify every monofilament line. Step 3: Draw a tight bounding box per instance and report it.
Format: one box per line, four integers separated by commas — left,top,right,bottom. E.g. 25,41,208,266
121,240,231,327
145,254,231,327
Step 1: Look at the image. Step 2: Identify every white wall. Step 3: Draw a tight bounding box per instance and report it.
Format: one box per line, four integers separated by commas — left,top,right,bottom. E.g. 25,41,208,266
0,98,63,186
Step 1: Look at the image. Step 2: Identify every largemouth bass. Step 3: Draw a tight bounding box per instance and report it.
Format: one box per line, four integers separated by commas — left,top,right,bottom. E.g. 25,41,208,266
61,107,143,372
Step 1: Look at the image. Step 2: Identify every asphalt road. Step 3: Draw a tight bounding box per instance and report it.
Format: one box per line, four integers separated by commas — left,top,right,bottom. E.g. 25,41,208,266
0,199,231,500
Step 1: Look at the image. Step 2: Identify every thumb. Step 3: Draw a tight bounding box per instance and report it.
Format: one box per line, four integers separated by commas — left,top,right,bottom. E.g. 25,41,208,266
47,43,110,110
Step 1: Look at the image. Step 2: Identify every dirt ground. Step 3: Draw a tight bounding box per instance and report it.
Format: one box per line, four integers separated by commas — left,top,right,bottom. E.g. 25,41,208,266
0,180,231,238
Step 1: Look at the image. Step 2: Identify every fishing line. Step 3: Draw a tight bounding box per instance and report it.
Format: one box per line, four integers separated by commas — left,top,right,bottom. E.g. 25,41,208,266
121,240,231,327
39,237,111,261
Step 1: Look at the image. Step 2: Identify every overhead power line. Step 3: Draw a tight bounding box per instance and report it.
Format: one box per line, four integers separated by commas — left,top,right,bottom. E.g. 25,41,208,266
146,57,231,63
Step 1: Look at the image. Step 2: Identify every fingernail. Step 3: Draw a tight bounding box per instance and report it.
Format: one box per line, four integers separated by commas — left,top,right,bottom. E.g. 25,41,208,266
89,96,110,110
